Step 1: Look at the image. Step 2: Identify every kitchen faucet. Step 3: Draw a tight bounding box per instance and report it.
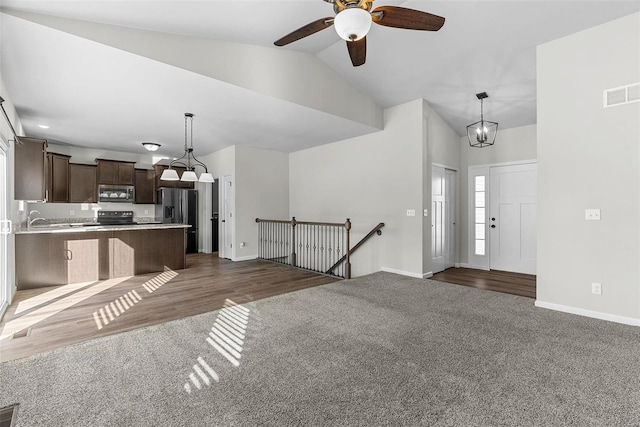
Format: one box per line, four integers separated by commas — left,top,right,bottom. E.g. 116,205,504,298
27,210,45,228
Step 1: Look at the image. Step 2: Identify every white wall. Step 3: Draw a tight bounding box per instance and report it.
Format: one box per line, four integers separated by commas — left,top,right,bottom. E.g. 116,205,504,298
423,100,461,274
290,100,425,277
537,12,640,324
234,145,289,260
458,124,537,264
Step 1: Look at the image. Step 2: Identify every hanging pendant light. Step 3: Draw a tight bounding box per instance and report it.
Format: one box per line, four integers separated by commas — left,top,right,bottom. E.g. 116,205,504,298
466,92,498,148
160,113,215,183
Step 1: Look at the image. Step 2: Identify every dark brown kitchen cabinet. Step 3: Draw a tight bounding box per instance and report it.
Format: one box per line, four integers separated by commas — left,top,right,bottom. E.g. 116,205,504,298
47,153,71,203
153,165,194,190
16,228,186,289
135,168,155,204
69,164,97,203
14,136,47,201
96,159,135,185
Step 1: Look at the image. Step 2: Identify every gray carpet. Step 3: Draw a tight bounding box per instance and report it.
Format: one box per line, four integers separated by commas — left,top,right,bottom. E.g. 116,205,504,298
1,272,639,426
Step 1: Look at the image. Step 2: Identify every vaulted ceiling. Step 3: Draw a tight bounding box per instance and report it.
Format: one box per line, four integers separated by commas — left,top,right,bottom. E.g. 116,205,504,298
1,1,639,157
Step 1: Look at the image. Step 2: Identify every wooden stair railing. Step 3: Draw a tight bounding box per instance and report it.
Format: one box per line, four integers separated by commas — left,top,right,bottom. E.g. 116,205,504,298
326,223,385,276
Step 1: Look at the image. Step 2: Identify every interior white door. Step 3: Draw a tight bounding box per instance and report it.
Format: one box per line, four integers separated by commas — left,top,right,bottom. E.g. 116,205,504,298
444,169,456,269
432,166,456,274
221,175,234,260
489,163,537,274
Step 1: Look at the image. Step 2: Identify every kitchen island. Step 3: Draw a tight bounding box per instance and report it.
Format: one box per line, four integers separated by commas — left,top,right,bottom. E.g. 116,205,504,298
15,223,189,290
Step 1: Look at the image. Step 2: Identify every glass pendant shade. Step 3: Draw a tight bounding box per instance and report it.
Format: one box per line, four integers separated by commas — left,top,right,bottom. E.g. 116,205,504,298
160,168,179,181
181,170,198,182
198,172,215,183
334,8,372,41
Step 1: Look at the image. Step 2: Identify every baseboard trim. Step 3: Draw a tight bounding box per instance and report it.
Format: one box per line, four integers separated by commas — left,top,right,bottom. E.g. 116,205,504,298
381,267,430,279
535,300,640,327
233,255,258,262
458,263,470,268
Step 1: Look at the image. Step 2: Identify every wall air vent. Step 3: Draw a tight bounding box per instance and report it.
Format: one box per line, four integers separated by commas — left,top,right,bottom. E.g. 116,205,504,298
604,83,640,107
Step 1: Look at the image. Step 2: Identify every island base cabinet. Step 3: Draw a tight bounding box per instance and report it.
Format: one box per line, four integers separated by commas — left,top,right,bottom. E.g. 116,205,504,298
16,232,104,289
16,228,186,289
111,228,186,277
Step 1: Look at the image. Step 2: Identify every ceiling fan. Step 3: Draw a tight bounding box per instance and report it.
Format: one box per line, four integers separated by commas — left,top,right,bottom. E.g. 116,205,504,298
274,0,445,67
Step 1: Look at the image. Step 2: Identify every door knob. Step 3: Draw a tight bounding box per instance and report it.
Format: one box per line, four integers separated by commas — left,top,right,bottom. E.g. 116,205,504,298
491,225,496,228
491,217,496,221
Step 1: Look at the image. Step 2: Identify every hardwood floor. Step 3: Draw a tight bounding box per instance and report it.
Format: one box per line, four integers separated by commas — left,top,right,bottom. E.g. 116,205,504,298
431,267,536,299
0,254,339,362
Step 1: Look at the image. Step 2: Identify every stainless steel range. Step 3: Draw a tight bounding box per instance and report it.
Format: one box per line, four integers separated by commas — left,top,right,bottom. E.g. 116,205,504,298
97,210,137,226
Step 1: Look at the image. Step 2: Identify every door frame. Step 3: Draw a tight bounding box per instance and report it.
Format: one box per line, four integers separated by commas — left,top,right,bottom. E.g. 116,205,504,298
467,159,537,271
220,175,234,260
431,163,457,274
0,135,10,319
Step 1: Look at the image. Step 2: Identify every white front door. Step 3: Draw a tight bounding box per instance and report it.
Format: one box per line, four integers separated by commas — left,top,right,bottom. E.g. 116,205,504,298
432,166,456,274
489,163,537,274
220,175,234,260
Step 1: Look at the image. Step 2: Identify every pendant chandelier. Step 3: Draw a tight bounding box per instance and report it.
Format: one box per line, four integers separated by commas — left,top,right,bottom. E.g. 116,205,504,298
467,92,498,148
160,113,214,183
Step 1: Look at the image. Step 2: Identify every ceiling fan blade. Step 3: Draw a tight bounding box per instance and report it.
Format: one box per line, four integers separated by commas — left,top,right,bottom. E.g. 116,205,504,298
347,37,366,67
372,6,445,31
274,17,334,46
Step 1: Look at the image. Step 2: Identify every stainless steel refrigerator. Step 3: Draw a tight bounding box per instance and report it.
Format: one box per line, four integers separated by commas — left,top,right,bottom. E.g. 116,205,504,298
155,188,198,253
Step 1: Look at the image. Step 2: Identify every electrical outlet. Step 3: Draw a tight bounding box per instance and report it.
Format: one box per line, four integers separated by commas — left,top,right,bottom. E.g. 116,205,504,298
585,209,601,220
144,210,149,215
423,209,428,217
406,209,416,217
69,210,75,216
591,283,602,295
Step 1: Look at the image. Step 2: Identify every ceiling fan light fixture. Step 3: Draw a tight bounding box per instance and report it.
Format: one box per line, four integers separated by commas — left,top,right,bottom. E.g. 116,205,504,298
334,8,372,41
467,92,498,148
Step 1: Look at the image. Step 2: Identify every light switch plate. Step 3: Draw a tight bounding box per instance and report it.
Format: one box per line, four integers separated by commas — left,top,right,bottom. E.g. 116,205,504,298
406,209,416,217
585,209,601,220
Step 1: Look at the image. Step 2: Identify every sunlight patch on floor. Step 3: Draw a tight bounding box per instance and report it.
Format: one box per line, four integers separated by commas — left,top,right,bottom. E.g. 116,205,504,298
184,299,250,393
141,268,178,294
93,290,142,330
14,281,95,315
0,277,131,341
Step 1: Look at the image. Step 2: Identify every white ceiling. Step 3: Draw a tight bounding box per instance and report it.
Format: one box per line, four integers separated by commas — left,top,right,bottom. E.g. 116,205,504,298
1,0,639,157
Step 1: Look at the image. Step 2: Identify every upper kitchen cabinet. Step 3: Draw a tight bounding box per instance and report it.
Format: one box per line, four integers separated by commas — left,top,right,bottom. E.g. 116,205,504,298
47,153,71,203
69,164,97,203
96,159,135,185
134,168,155,204
15,137,47,201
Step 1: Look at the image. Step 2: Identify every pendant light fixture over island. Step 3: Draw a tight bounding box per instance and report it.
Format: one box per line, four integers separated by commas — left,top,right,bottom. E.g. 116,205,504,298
160,113,214,183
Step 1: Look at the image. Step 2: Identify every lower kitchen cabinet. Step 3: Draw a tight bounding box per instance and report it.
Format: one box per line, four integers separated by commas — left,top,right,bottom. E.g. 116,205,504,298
15,227,186,289
15,231,105,288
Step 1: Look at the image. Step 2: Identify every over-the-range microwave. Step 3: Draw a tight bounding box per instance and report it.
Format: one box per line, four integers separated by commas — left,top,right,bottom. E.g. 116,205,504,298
98,185,135,203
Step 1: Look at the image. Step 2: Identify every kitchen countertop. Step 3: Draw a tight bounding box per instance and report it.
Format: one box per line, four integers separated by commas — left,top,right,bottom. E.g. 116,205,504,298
15,223,191,235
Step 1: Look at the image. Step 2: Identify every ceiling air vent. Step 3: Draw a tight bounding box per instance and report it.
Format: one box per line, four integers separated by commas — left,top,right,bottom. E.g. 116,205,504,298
604,83,640,108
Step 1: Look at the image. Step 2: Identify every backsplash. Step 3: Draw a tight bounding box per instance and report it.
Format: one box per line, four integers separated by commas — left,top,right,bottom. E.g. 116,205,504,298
27,202,155,221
